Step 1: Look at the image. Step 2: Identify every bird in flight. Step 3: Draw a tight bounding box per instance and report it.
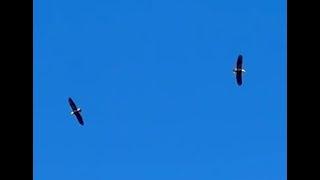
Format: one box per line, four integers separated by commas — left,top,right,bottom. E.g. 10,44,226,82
233,54,246,86
68,97,84,125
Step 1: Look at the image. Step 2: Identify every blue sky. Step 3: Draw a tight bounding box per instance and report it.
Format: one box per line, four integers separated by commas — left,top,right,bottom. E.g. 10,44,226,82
34,0,286,179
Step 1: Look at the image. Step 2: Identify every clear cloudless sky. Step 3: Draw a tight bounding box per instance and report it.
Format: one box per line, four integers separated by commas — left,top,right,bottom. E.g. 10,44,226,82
34,0,286,179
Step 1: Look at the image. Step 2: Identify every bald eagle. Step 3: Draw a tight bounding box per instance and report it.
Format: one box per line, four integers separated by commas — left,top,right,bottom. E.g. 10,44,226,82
233,55,246,86
68,97,84,125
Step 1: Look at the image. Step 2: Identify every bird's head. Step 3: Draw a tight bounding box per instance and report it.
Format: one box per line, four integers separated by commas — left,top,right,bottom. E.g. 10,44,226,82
232,68,237,73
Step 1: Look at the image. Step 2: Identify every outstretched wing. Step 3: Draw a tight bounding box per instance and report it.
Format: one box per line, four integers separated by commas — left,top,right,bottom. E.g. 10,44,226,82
68,97,77,111
236,55,243,69
74,112,84,125
236,71,242,85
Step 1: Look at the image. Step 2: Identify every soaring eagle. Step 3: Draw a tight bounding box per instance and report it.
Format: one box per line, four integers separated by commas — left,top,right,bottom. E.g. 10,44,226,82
68,97,84,125
233,54,246,86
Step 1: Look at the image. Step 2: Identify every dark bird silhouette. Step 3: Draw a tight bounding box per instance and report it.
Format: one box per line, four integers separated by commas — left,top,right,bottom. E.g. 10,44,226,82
68,97,84,125
233,55,246,86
